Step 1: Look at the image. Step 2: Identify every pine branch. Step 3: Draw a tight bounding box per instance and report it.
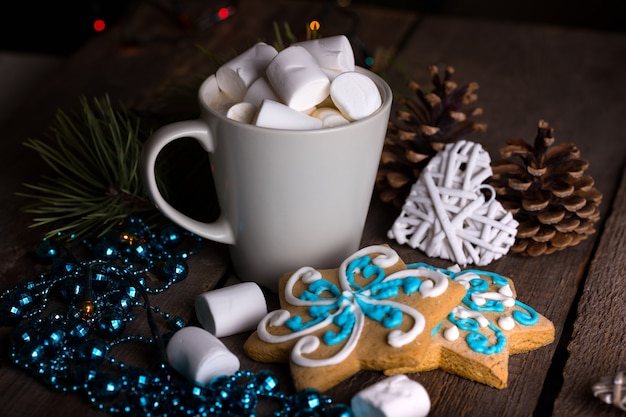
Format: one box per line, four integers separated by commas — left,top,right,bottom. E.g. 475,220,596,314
17,95,162,241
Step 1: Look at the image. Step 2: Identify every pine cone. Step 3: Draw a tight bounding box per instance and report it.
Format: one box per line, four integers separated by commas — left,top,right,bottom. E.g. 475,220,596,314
376,64,487,208
488,120,603,256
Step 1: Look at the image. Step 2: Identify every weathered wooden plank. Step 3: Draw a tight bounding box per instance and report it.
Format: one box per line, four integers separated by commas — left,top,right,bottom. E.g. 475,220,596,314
370,15,626,417
551,164,626,417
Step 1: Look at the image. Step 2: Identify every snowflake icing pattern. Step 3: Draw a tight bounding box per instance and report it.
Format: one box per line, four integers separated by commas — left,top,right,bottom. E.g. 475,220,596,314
257,245,452,367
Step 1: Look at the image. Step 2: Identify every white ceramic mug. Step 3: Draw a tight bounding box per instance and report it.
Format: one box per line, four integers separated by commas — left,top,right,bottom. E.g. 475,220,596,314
141,67,392,291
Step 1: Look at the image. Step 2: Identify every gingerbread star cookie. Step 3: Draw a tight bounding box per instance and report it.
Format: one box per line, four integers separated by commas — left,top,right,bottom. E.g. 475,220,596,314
243,245,466,392
396,263,555,389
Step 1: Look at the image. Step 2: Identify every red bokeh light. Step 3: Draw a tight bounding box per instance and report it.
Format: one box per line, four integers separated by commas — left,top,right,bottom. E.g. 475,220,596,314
217,7,230,20
93,19,106,32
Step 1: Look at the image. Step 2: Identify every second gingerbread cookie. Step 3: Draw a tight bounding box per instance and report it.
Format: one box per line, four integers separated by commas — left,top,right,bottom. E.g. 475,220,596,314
243,244,466,392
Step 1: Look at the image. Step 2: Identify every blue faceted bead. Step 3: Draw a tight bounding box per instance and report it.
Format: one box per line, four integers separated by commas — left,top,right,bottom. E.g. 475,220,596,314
163,259,188,282
123,284,140,302
125,367,153,390
12,288,35,311
168,316,185,330
58,278,85,302
90,272,110,292
92,239,119,258
42,327,66,349
36,239,63,262
160,225,184,246
72,362,100,385
11,322,37,344
253,369,280,394
133,242,150,258
97,311,126,338
18,343,46,364
294,388,323,410
75,339,109,364
66,318,91,341
87,373,122,400
51,257,78,275
0,298,23,325
107,291,134,312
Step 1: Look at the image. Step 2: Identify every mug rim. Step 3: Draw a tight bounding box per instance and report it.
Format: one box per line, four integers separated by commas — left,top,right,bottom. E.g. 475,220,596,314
198,66,393,133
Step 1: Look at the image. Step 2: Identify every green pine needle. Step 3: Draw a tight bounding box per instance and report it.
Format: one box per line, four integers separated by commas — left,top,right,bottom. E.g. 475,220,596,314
17,95,161,240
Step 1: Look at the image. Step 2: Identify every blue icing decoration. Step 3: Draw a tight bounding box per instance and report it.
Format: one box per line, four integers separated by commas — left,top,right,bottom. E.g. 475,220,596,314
324,307,355,345
309,279,341,297
432,321,443,336
449,314,481,333
465,323,506,354
512,300,539,326
370,280,400,299
287,254,431,346
403,277,421,294
406,262,541,355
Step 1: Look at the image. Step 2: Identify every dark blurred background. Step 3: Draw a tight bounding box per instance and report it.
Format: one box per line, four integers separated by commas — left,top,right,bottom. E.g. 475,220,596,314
0,0,623,123
0,0,624,56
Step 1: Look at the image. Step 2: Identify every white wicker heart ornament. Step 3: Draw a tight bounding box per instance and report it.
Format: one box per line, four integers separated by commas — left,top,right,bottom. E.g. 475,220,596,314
388,140,518,266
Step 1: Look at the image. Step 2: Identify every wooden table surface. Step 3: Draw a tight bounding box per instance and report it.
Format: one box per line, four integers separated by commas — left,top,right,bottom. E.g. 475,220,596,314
2,0,626,416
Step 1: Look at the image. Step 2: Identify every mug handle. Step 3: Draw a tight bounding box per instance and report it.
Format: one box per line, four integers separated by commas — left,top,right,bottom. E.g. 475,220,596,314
141,120,235,244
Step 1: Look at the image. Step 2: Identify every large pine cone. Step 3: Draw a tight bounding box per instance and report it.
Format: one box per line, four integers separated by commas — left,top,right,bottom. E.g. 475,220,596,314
488,120,602,256
376,64,487,208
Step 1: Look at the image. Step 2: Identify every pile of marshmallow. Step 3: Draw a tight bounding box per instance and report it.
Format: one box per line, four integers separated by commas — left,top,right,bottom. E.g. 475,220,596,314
210,35,382,129
166,281,431,417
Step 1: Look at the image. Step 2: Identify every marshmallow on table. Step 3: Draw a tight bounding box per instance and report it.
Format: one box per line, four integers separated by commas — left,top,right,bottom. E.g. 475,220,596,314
216,42,278,102
311,107,350,128
166,326,240,385
225,102,257,124
254,99,323,130
330,71,382,121
295,35,355,80
243,76,280,107
195,281,268,337
351,374,431,417
266,45,331,112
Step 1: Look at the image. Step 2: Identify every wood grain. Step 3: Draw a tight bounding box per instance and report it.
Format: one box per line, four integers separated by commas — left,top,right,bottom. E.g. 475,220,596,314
552,165,626,417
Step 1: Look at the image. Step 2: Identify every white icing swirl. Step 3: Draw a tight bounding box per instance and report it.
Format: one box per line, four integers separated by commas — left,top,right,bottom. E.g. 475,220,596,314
455,305,489,327
256,245,442,368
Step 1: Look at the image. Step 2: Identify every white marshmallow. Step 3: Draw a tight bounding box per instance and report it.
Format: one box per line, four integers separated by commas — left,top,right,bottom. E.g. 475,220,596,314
311,107,350,128
225,102,257,124
243,76,279,107
166,326,240,385
330,71,382,121
351,375,431,417
254,99,323,130
216,42,278,101
208,89,237,115
295,35,355,76
195,282,268,337
266,46,330,111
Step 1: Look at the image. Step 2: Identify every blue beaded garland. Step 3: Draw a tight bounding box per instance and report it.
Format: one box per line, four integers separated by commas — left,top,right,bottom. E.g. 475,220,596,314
3,218,355,417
